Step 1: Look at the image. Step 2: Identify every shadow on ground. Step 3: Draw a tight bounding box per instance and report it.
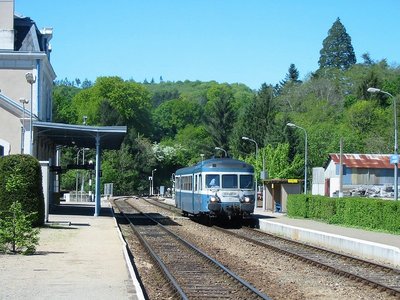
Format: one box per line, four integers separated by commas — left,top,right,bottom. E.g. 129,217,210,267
50,202,112,217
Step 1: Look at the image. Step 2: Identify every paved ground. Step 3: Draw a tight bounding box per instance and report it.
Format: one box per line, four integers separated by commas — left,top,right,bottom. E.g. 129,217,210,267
0,202,143,300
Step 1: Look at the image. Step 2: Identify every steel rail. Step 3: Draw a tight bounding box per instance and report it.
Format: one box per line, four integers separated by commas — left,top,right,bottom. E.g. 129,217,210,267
117,198,271,300
114,199,188,300
214,226,400,297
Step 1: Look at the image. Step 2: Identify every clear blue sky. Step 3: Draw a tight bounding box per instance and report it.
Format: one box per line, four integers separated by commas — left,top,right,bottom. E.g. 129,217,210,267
17,0,400,90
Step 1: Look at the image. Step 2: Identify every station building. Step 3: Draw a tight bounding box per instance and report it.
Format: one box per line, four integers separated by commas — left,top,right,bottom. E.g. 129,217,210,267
0,1,126,219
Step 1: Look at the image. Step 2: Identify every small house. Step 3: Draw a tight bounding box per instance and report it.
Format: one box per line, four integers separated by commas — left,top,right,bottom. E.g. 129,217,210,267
313,154,396,197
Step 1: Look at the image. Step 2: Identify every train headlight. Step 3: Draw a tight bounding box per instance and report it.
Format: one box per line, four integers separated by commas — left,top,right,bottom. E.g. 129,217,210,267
240,195,251,203
210,195,220,203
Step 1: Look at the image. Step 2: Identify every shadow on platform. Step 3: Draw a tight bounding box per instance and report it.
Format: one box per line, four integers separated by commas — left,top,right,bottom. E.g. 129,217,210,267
50,202,112,217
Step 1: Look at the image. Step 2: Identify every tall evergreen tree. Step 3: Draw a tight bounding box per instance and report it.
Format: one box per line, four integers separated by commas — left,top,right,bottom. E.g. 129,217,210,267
318,18,356,70
276,64,302,95
204,85,235,153
287,63,300,82
230,83,278,156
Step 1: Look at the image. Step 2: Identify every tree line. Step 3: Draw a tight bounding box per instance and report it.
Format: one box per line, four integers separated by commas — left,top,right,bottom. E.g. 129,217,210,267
53,18,400,195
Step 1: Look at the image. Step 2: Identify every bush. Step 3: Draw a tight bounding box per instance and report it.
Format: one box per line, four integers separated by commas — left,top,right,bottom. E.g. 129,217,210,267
0,155,44,226
287,194,400,233
287,194,308,218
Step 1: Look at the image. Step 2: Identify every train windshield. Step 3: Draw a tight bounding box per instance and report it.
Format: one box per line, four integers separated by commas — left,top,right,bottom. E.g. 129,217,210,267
222,174,238,188
206,174,253,189
240,175,253,189
206,174,220,188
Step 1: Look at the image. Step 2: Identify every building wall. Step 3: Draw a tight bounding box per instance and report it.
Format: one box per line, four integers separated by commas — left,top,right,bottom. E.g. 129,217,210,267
312,167,325,195
0,0,14,50
0,57,53,122
0,68,37,110
281,184,302,212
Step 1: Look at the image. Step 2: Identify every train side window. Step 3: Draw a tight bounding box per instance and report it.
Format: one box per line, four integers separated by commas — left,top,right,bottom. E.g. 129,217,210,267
194,174,198,191
199,174,202,190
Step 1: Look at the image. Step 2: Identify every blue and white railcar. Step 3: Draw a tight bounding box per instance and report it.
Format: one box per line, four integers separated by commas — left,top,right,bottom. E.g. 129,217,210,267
173,157,255,219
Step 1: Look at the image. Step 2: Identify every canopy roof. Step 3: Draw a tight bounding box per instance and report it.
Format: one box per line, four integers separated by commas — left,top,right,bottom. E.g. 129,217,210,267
34,121,127,150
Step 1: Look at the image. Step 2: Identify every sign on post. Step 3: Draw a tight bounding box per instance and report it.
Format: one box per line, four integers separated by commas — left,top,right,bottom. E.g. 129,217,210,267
390,154,399,164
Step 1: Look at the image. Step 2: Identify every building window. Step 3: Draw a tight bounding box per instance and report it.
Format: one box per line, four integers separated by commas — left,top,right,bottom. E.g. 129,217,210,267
0,139,10,156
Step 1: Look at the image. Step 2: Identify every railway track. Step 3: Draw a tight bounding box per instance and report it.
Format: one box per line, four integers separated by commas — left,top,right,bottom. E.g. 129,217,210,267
214,226,400,297
113,198,271,300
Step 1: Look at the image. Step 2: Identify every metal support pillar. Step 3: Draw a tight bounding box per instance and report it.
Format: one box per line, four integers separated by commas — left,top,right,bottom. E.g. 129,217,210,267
94,134,101,216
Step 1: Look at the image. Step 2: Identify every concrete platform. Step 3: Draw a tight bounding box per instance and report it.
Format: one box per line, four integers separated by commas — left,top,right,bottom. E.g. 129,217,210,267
0,201,145,300
254,208,400,269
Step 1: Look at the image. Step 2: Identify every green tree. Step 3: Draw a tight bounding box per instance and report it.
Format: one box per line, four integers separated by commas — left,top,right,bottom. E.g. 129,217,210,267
52,84,80,123
153,98,203,139
0,201,39,255
72,77,152,135
231,84,277,156
287,63,301,82
160,125,213,167
278,64,301,94
0,167,39,254
318,18,356,70
204,85,236,153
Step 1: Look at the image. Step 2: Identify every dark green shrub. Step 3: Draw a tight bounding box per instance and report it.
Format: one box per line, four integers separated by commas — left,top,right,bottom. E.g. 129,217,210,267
287,194,400,233
287,194,308,217
0,155,44,226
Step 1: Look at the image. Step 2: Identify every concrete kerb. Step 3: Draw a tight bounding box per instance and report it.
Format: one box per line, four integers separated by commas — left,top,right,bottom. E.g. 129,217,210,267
111,206,146,300
258,219,400,268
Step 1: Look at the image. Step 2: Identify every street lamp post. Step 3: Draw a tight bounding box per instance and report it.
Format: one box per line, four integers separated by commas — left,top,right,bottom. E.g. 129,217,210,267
242,136,260,208
19,98,29,154
151,168,157,196
214,146,227,157
25,72,36,155
367,87,397,200
287,123,308,194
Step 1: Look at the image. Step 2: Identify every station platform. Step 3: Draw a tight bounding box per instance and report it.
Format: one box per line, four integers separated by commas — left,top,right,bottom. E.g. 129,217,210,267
0,201,145,300
254,208,400,269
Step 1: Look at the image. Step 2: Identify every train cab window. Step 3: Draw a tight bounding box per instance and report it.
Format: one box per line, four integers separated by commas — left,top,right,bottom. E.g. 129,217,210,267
222,174,238,188
206,174,220,188
240,175,254,189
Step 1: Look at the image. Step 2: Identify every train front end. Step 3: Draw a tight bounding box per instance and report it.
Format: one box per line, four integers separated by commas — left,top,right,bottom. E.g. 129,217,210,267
204,159,255,219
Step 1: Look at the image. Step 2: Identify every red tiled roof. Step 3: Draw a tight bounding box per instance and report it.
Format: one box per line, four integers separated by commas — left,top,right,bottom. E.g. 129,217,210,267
329,154,393,169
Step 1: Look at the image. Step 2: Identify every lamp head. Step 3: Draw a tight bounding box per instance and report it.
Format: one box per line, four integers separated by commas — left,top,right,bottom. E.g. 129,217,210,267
19,98,29,104
241,136,249,141
25,72,36,84
367,87,381,93
286,122,296,128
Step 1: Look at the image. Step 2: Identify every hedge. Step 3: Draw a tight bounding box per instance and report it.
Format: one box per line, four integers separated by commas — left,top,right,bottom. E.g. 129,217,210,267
0,155,44,226
287,194,400,234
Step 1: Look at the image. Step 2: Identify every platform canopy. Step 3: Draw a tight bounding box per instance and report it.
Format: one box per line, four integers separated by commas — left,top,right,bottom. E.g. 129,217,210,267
34,121,127,150
34,121,127,217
